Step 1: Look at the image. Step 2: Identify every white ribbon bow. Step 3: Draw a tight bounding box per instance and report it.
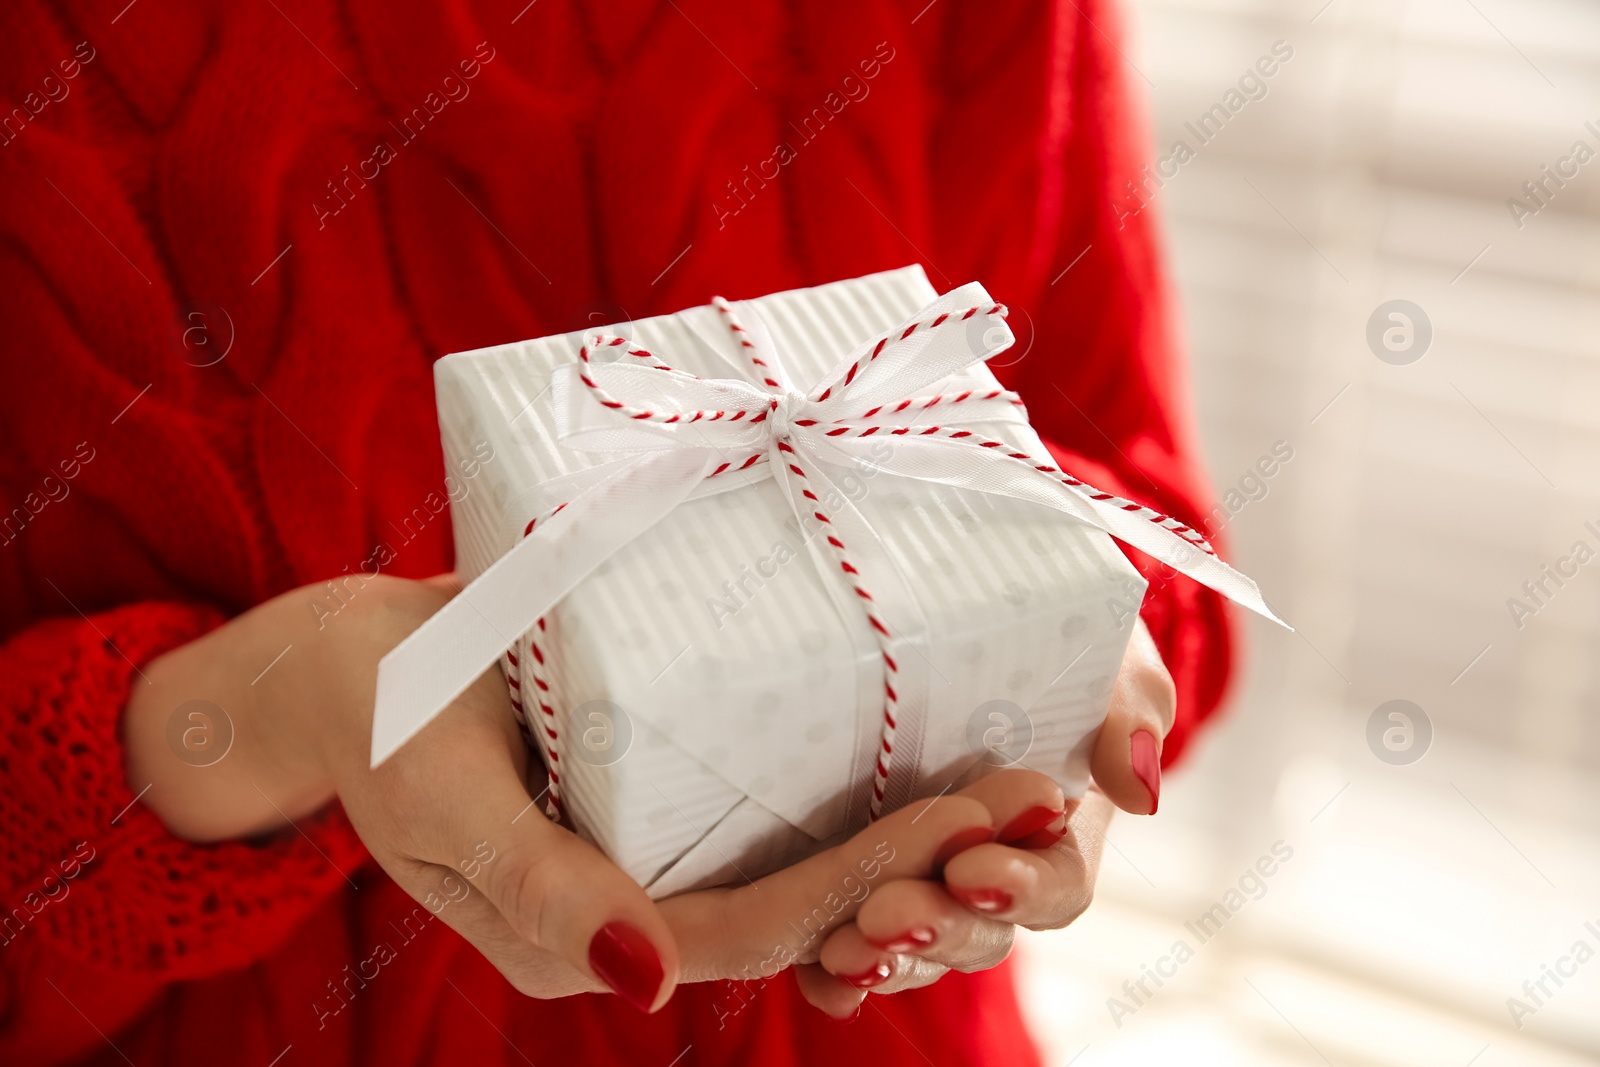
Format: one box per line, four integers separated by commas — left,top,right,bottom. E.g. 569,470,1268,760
371,282,1287,798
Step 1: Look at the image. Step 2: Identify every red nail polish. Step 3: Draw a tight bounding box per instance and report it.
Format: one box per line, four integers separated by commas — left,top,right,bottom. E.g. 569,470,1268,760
932,826,995,876
837,960,894,988
949,886,1013,914
588,921,664,1013
997,805,1064,844
867,926,936,953
1008,823,1069,851
1130,730,1161,815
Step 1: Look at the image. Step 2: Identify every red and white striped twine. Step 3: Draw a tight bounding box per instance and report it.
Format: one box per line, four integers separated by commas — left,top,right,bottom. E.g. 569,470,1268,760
505,505,569,820
506,432,777,820
717,300,1042,817
578,335,770,426
712,295,781,390
812,304,1005,404
709,299,1014,818
775,440,902,817
517,297,1211,825
813,421,1217,556
701,300,1027,817
850,388,1023,421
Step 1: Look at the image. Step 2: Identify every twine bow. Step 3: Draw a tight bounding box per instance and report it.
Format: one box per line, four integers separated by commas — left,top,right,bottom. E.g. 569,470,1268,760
372,282,1285,822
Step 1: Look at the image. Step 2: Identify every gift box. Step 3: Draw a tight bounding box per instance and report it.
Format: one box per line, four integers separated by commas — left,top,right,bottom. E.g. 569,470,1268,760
373,265,1278,897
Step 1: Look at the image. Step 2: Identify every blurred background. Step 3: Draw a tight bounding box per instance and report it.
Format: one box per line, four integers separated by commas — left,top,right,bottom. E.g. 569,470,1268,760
1013,1,1600,1064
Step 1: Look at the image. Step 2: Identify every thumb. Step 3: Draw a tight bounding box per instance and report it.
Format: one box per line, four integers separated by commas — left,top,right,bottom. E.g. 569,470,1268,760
1090,618,1175,816
470,771,681,1012
328,578,675,1010
380,666,681,1012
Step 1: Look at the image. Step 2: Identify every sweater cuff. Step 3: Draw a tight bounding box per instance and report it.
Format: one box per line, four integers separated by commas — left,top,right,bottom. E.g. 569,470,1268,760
1,603,370,978
1038,438,1236,766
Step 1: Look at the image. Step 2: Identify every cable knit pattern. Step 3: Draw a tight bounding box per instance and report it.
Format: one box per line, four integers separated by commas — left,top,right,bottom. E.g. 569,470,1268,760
0,1,1232,1064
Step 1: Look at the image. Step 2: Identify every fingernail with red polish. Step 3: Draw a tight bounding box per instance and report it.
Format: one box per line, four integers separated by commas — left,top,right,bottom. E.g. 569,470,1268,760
837,960,894,988
868,927,936,954
1009,821,1069,851
589,921,665,1013
1131,729,1161,815
932,826,995,876
949,886,1013,914
998,805,1065,845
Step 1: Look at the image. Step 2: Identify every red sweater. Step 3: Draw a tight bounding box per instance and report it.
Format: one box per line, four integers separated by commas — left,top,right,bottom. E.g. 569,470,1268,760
0,2,1234,1064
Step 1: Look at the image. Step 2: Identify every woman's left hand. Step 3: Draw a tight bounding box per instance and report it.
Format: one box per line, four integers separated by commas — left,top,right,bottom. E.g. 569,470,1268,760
799,618,1175,1017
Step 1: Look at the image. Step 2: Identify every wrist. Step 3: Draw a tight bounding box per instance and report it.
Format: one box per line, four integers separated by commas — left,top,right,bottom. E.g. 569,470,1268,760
125,575,454,843
126,588,338,841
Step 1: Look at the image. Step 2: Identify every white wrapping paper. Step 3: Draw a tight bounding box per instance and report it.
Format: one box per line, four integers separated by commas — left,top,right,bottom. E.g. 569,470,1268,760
412,266,1258,896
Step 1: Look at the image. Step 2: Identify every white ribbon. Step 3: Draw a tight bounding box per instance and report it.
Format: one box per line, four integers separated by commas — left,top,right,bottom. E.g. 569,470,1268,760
372,282,1287,767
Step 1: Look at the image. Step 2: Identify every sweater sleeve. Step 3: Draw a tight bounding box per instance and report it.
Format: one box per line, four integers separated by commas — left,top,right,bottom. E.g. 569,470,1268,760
0,603,369,989
929,0,1238,765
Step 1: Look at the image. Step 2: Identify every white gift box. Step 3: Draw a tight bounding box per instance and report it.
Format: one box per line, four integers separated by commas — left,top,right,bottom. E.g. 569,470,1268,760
379,265,1279,897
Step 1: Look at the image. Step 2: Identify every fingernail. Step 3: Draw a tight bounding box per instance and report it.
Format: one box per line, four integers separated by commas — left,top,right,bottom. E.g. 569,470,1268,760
1009,821,1069,851
997,805,1064,845
588,921,664,1013
1131,729,1161,815
867,926,936,954
836,959,894,988
949,886,1013,914
828,1003,863,1024
932,826,995,876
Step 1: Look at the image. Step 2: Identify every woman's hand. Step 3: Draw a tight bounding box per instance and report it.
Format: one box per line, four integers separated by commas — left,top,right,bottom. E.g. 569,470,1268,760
123,574,1026,1013
801,620,1177,1017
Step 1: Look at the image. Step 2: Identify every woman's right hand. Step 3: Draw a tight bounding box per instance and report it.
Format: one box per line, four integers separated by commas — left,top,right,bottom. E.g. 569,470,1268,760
124,574,1005,1013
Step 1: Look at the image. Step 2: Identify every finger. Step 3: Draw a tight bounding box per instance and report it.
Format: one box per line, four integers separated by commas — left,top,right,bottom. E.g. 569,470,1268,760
377,853,598,999
1090,619,1175,815
661,792,996,982
869,954,954,995
357,669,681,1013
779,767,1066,1005
942,786,1114,931
846,879,1015,974
794,962,868,1020
817,921,898,990
802,929,958,1011
948,767,1069,851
